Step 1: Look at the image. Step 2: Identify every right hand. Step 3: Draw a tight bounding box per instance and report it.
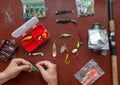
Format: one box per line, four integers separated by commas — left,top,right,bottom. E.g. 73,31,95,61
36,60,57,85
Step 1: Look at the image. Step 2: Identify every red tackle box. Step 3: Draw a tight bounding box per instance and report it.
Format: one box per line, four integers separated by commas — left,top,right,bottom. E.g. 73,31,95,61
11,17,50,52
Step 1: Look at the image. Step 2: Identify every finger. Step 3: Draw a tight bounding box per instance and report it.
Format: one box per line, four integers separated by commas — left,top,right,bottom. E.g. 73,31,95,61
13,58,32,65
25,68,32,72
36,63,46,74
20,59,32,65
18,65,30,71
37,61,55,68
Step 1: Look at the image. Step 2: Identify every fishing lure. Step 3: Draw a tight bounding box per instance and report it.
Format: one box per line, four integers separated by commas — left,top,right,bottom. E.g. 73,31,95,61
30,65,39,72
60,44,66,53
42,30,47,39
55,10,74,15
52,42,57,59
81,68,98,85
22,35,32,41
60,34,72,38
72,41,80,54
72,48,78,54
78,32,83,45
72,48,79,59
29,52,44,56
76,41,81,48
56,19,77,24
64,53,70,64
60,43,69,53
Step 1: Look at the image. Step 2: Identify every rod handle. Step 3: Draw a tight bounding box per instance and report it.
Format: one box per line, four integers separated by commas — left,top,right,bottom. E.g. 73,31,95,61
109,20,115,32
111,55,119,85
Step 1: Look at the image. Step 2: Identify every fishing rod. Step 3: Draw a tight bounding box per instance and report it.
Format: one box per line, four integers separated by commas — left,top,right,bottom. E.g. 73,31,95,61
108,0,119,85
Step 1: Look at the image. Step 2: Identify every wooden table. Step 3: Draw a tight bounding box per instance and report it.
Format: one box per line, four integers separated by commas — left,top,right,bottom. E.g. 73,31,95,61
0,0,119,85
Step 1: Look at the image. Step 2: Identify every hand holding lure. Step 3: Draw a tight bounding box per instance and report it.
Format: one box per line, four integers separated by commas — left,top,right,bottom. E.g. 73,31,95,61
30,65,39,72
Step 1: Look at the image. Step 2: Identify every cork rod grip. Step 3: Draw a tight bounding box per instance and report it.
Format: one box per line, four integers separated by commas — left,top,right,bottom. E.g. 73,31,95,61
111,55,118,85
109,20,115,32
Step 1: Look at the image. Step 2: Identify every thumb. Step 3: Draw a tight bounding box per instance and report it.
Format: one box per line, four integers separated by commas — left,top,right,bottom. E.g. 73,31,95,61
18,65,29,71
36,64,46,74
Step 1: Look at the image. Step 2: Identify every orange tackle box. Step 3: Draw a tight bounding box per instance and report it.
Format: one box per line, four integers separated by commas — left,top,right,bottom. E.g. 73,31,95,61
11,17,50,52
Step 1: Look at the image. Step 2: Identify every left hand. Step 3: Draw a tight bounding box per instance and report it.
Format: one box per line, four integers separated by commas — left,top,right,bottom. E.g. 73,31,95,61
3,58,32,80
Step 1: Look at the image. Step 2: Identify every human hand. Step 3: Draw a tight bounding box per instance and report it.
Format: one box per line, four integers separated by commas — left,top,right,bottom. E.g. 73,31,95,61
2,58,32,80
36,61,57,85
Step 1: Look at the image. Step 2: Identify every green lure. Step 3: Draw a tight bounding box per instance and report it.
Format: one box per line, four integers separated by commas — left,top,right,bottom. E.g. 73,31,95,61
30,65,39,72
76,41,81,48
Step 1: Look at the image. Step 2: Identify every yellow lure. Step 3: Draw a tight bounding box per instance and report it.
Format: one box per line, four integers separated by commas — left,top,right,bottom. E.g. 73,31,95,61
22,35,32,41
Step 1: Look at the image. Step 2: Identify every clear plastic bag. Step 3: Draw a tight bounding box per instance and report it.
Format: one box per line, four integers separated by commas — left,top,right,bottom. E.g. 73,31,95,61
75,0,94,17
74,59,105,85
88,29,109,50
21,0,46,19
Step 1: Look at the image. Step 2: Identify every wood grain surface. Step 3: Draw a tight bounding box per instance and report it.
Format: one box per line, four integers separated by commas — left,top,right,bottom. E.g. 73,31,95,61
0,0,119,85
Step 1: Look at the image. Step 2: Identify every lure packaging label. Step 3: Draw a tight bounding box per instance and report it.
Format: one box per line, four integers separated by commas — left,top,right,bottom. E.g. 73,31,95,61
74,59,105,85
